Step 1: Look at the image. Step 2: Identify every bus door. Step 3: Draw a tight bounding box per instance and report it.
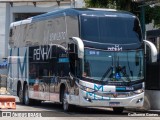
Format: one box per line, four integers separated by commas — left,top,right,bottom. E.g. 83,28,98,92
68,42,82,85
49,45,69,102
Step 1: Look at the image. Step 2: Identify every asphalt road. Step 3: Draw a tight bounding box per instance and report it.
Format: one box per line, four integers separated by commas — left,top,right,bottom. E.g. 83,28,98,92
0,96,160,120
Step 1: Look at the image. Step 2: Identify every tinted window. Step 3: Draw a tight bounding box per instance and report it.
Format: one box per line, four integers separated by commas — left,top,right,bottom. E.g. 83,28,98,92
83,48,144,82
57,46,69,77
29,45,57,79
81,16,142,44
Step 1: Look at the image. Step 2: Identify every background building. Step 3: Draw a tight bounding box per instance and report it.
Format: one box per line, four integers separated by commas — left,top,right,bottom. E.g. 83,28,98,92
0,0,85,74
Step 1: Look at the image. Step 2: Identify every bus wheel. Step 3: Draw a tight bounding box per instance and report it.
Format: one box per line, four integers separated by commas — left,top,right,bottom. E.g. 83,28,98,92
113,107,124,114
18,85,24,104
62,88,70,111
24,84,33,105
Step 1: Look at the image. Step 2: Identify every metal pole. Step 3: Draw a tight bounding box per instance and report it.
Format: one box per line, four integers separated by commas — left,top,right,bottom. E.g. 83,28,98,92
140,2,146,39
6,75,7,92
139,2,147,89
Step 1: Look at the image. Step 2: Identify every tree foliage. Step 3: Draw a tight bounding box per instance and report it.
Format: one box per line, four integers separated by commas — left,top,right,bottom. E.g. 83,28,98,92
84,0,160,28
145,6,160,27
85,0,135,10
85,0,116,8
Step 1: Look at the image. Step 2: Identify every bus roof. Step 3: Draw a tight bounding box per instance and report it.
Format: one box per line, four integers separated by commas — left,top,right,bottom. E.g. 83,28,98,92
32,8,135,20
10,8,136,27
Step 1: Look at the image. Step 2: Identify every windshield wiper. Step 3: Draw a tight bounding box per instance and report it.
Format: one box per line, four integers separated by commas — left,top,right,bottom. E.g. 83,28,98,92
120,66,131,82
101,66,113,81
101,66,131,82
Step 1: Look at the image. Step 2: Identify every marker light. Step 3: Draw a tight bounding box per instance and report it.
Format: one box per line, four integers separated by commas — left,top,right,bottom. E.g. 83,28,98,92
81,86,94,93
134,89,144,94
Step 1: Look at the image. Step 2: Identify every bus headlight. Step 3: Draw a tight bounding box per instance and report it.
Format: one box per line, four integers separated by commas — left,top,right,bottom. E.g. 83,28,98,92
85,87,94,92
81,86,94,93
133,89,144,94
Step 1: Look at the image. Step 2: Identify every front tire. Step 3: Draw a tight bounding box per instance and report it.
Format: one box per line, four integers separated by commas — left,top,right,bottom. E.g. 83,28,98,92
62,88,70,111
113,107,124,114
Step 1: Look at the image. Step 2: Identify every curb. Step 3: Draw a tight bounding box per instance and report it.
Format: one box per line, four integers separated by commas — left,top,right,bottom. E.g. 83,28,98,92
0,95,16,109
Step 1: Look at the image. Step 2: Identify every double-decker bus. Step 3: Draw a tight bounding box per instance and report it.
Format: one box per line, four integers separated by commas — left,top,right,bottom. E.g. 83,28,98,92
8,8,157,113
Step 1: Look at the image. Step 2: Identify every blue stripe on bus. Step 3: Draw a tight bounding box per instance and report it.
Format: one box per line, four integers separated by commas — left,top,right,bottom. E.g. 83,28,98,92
116,87,126,91
58,58,69,63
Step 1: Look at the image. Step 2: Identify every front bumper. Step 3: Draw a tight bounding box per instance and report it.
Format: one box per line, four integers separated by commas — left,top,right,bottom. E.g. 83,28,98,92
78,89,144,107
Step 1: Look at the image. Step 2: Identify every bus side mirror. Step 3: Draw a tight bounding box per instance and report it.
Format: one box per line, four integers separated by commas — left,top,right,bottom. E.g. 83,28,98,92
144,40,158,63
70,37,84,59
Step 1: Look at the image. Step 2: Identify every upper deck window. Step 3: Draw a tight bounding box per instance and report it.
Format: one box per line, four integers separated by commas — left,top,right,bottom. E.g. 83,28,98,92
80,15,142,44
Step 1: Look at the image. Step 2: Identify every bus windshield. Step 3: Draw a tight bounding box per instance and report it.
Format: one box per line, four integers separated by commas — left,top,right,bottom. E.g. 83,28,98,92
80,16,142,44
83,49,144,82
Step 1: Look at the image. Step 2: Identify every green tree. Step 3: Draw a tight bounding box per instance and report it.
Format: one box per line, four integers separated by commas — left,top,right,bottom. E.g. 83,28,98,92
85,0,132,10
145,6,160,27
84,0,160,27
84,0,116,8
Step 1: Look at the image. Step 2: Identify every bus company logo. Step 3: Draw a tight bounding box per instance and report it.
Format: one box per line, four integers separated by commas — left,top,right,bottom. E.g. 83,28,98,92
108,45,122,51
33,46,52,61
86,85,104,100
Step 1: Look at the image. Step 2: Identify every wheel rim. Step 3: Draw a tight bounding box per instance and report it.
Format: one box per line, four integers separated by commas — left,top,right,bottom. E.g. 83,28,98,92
63,91,68,111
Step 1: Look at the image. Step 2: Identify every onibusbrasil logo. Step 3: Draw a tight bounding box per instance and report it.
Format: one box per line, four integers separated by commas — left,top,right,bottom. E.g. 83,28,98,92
1,111,42,117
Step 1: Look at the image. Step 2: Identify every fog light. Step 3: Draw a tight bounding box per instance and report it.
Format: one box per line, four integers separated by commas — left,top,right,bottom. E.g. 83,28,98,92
136,98,143,103
84,97,92,102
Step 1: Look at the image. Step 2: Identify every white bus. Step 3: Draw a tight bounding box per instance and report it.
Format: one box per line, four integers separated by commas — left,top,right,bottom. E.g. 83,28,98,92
8,8,157,113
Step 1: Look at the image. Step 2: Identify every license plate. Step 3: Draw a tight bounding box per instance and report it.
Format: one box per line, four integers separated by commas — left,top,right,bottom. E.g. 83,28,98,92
109,102,120,106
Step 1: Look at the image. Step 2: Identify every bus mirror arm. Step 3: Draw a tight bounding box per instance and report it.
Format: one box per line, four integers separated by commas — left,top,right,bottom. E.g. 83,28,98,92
143,40,158,63
71,37,84,59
